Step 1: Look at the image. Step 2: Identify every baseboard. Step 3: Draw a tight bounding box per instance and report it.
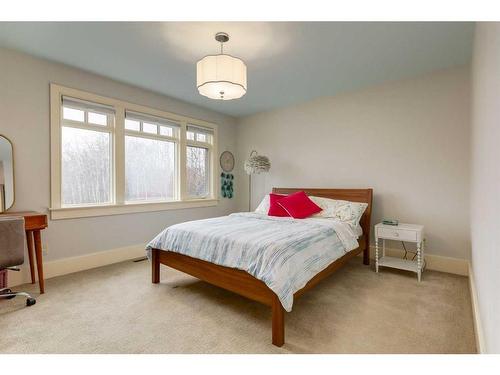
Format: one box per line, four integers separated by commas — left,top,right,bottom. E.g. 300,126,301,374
8,243,468,287
468,262,486,354
7,244,146,287
367,245,469,276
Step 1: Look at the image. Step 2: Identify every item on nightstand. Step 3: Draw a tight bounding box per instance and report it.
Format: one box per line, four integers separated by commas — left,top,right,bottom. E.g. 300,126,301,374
382,219,399,226
374,222,425,282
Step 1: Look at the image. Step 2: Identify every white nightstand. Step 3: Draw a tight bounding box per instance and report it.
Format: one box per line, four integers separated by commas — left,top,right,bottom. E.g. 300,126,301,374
374,223,425,281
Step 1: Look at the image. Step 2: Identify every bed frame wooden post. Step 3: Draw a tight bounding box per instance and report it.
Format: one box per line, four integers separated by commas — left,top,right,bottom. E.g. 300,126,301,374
363,240,370,265
363,247,370,265
362,189,373,266
272,294,285,347
152,248,160,284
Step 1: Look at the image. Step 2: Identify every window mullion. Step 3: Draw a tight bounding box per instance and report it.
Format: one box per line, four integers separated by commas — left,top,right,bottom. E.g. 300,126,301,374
61,121,112,133
115,105,126,205
124,130,177,143
186,140,213,149
179,121,187,201
211,126,218,200
51,89,63,210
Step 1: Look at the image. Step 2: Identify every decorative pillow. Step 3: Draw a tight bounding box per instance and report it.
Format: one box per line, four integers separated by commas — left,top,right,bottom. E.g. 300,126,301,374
310,196,368,228
277,191,322,219
268,193,289,217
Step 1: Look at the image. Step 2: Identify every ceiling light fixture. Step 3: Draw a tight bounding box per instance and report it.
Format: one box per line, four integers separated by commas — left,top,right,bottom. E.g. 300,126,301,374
196,32,247,100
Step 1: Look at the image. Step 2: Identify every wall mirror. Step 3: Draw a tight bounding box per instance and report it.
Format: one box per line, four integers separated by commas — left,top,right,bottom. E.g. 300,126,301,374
0,135,14,212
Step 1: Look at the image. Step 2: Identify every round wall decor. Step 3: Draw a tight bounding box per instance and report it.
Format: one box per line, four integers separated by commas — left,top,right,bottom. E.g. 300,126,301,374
220,150,235,172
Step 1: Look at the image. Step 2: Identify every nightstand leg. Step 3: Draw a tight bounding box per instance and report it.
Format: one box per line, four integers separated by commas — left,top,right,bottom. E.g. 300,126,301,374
417,241,422,282
422,239,425,269
375,238,379,273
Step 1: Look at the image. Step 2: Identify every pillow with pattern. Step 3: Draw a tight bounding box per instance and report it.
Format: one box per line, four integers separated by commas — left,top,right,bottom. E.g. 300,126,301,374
310,196,368,228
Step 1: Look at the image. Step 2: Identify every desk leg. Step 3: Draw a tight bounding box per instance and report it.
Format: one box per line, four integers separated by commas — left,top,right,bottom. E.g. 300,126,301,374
33,230,45,294
26,231,36,284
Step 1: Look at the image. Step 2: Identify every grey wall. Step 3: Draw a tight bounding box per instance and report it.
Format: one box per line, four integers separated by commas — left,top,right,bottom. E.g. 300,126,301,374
0,47,238,261
470,23,500,354
236,66,471,259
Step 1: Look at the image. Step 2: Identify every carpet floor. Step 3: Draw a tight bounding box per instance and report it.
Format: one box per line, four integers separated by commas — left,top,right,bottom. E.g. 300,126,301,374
0,258,476,354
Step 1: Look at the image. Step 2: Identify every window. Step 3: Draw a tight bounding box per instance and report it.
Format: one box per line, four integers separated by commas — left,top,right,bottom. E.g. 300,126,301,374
124,111,179,202
125,136,176,201
60,97,114,206
50,85,218,219
187,146,209,197
186,125,213,198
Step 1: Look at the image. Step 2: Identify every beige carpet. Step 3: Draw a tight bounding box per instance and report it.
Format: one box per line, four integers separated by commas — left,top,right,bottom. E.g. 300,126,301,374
0,258,476,353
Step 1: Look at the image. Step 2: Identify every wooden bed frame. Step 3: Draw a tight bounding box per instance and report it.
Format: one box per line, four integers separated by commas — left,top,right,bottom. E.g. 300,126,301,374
151,188,373,347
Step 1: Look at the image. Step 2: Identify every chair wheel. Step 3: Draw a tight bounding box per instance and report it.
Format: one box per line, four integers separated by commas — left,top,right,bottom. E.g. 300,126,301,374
26,297,36,306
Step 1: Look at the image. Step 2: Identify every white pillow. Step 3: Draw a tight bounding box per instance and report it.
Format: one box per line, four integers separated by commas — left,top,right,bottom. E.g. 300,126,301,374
254,194,270,214
310,196,368,228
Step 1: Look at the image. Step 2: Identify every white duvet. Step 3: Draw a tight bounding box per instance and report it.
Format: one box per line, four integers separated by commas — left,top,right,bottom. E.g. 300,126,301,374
146,212,359,311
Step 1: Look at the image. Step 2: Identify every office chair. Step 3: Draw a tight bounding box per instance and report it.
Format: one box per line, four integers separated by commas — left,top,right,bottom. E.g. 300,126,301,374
0,216,36,306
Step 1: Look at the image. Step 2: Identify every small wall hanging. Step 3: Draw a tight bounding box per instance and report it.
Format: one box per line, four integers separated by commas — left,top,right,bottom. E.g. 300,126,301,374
220,172,234,199
220,151,235,199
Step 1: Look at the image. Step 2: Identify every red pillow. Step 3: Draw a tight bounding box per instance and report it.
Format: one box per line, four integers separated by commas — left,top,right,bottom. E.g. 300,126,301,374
268,193,289,217
277,191,322,219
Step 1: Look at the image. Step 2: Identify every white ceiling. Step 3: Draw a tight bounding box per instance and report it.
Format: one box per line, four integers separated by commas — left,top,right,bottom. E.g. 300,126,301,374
0,22,474,117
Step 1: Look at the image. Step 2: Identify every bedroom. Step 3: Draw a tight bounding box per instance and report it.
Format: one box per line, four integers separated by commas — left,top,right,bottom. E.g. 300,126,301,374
1,1,499,372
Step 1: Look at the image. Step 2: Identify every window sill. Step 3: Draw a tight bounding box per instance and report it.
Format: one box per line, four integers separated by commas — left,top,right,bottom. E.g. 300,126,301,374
49,199,219,220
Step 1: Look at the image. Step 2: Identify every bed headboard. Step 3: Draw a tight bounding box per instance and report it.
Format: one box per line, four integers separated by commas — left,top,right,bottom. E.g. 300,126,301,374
272,188,373,240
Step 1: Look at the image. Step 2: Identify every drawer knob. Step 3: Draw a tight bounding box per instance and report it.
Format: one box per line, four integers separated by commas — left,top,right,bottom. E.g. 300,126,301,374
394,232,399,237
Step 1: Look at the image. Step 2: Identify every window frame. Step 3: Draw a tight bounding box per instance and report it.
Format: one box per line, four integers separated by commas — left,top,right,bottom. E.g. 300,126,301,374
60,96,115,207
186,144,210,199
185,124,215,200
123,110,180,203
50,84,218,220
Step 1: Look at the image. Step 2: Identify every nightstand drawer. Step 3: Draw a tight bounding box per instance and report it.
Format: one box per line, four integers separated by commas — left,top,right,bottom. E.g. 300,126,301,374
377,227,417,241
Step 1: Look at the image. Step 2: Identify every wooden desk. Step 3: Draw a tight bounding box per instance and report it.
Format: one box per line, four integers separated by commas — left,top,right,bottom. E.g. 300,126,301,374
1,211,48,293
